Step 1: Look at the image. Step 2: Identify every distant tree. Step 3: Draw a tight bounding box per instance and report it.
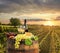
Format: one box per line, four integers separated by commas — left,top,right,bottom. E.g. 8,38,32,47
10,18,20,27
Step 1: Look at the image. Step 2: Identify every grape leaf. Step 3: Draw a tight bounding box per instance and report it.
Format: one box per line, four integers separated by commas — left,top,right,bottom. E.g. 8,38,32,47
25,39,32,46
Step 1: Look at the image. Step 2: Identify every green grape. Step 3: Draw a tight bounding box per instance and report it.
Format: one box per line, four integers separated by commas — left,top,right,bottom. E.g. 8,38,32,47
15,42,20,44
34,36,38,41
15,41,20,48
15,44,19,49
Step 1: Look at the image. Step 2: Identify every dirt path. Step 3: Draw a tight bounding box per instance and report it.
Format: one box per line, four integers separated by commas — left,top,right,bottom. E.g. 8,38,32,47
49,30,56,53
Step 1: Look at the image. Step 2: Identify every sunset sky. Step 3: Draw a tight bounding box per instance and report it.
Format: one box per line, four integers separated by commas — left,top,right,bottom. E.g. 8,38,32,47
0,0,60,24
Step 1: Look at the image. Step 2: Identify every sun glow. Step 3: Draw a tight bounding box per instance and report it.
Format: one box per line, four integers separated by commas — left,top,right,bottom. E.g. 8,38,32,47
44,21,54,26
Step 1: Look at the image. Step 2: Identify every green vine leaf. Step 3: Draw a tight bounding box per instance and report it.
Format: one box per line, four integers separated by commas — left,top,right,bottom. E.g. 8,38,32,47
25,39,32,46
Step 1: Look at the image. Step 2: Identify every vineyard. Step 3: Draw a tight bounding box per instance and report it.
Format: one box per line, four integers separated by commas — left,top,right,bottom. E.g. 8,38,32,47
0,25,60,53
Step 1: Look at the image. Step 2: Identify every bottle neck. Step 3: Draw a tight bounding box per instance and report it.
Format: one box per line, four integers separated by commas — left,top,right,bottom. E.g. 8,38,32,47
24,19,26,29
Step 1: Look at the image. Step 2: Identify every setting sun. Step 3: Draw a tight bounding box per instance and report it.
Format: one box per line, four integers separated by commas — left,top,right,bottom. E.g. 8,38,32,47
44,21,54,26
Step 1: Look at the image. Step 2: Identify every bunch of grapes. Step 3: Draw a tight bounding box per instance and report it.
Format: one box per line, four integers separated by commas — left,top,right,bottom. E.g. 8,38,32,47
6,32,17,38
14,34,25,48
14,34,38,49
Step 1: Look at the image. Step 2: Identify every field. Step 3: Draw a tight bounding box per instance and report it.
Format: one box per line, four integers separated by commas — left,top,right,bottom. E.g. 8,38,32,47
0,25,60,53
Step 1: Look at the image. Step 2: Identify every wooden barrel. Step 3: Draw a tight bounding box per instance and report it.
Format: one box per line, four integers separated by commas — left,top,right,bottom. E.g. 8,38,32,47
6,38,39,53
